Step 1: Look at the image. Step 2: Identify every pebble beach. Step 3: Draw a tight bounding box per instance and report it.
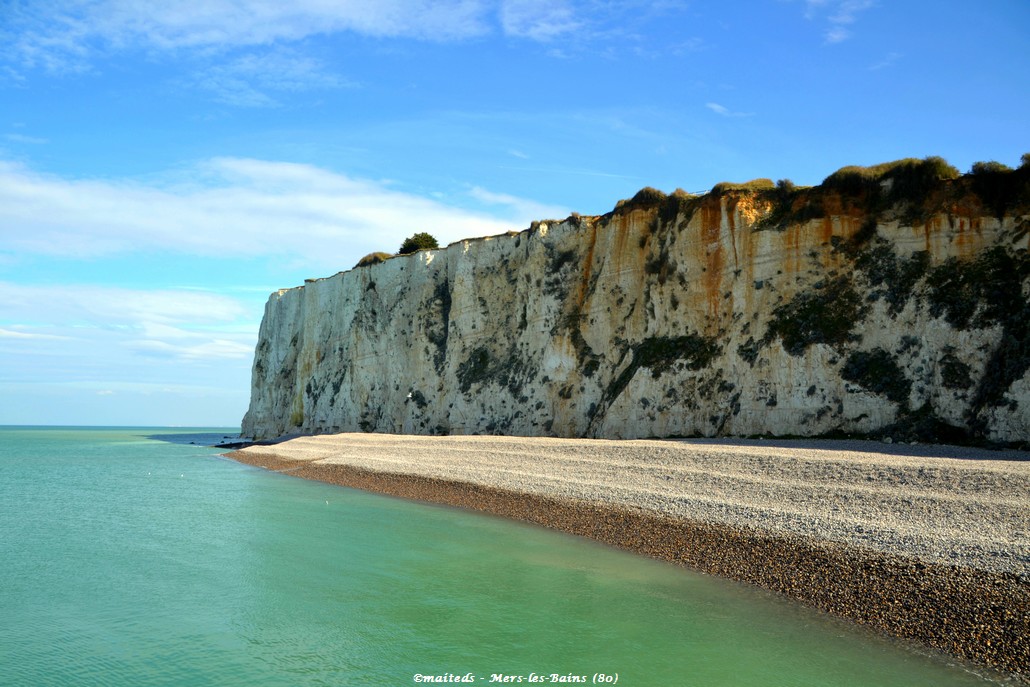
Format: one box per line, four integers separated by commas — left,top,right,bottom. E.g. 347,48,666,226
228,434,1030,679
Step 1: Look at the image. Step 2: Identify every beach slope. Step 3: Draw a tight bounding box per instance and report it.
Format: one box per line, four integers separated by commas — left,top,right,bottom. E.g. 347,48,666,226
228,434,1030,678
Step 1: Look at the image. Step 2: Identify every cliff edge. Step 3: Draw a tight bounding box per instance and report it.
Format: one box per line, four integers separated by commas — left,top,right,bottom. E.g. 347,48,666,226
242,158,1030,444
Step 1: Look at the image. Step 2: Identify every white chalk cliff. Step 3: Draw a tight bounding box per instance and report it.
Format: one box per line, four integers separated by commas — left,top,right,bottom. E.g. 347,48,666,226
242,161,1030,444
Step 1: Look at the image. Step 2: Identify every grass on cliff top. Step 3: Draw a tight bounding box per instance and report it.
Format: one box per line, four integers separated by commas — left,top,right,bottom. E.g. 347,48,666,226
346,154,1027,278
608,154,1030,226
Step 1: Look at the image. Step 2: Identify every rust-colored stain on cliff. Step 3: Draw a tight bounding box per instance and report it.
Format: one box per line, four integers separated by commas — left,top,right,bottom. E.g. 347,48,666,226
603,209,649,285
575,221,598,311
820,217,835,247
783,222,802,278
726,197,740,269
951,211,984,260
699,197,725,323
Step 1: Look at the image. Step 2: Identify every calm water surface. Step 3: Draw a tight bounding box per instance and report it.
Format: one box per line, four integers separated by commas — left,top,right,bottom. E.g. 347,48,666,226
0,427,1003,686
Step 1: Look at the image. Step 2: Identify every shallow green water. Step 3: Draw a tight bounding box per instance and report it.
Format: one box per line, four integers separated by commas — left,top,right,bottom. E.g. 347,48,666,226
0,427,1002,686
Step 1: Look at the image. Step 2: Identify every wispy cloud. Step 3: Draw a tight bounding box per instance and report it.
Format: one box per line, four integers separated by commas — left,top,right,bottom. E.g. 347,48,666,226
670,36,707,55
0,281,257,365
3,0,700,76
0,326,68,340
705,102,754,118
870,51,902,70
0,282,249,329
803,0,875,44
5,133,48,144
3,1,493,73
467,186,567,222
0,158,530,270
188,49,355,107
0,281,256,422
500,0,581,41
126,336,255,361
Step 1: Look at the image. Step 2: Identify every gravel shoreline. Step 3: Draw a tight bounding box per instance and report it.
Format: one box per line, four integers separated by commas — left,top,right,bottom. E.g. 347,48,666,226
227,434,1030,679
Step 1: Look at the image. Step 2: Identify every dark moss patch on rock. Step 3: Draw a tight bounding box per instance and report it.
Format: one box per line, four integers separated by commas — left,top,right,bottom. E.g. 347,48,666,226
764,276,868,355
841,348,911,405
330,370,347,398
549,248,578,273
598,334,721,423
939,351,973,390
924,247,1030,435
425,280,452,373
456,347,492,393
556,312,603,379
854,241,930,315
543,245,579,298
926,247,1026,330
880,404,973,445
737,336,761,366
456,345,538,397
407,390,429,409
644,239,676,285
636,335,720,378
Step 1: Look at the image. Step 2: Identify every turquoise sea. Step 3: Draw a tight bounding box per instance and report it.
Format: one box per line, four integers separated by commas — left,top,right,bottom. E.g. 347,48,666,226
0,427,1003,686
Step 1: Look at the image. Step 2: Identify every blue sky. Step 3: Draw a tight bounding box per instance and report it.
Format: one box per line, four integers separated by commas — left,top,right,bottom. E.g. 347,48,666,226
1,0,1027,427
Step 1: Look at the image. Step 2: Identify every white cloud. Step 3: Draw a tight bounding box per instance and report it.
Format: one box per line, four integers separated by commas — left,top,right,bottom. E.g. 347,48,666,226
0,282,258,366
0,282,250,329
870,51,902,70
500,0,581,41
467,186,567,222
5,133,48,144
4,1,493,72
188,48,356,107
0,158,529,269
126,337,254,361
824,27,851,44
1,0,697,77
705,102,754,118
828,0,875,25
0,326,68,340
802,0,875,44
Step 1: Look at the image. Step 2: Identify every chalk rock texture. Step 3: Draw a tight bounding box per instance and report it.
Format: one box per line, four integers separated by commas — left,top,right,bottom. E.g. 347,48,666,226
242,165,1030,443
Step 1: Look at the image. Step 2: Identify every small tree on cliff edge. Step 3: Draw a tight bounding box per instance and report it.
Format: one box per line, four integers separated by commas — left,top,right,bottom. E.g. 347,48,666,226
398,232,439,254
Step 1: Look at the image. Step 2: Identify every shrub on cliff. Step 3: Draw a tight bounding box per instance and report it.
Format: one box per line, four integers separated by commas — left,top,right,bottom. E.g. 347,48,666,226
820,157,961,219
630,187,668,204
398,232,439,255
711,178,775,194
970,160,1012,175
966,158,1030,217
354,252,393,268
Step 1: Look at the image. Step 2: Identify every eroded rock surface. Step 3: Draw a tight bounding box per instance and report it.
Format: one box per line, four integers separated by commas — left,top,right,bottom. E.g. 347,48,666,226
242,163,1030,443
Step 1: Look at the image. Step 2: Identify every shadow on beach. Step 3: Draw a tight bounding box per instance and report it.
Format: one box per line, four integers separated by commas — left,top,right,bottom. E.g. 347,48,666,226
665,436,1030,462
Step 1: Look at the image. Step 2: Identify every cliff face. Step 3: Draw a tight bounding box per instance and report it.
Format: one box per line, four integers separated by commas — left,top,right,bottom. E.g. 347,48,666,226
242,163,1030,443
